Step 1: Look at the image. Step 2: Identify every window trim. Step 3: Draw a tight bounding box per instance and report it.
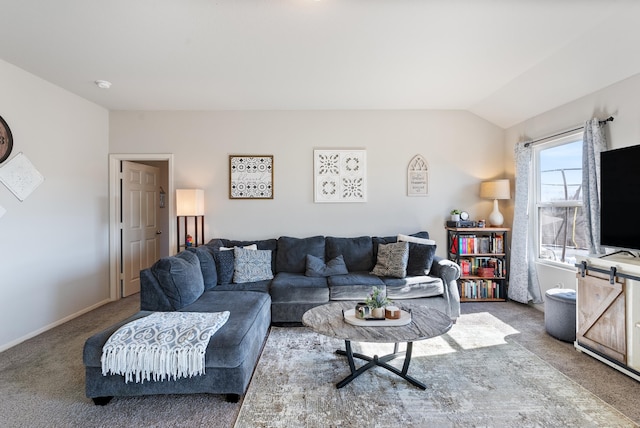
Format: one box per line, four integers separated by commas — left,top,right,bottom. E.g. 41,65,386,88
532,131,585,267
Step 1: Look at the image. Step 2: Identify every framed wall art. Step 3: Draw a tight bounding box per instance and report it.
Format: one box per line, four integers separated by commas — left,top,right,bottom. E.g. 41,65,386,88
229,155,273,199
314,149,366,203
407,154,429,196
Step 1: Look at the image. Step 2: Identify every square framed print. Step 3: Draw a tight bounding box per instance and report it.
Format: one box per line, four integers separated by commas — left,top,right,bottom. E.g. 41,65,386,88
314,149,366,203
229,155,273,199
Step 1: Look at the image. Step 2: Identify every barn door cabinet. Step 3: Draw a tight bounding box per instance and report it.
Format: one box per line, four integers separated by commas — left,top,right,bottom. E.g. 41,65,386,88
575,255,640,381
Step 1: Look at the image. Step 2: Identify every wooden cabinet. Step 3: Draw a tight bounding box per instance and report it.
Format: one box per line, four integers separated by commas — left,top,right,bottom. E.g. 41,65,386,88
446,227,509,302
576,269,626,364
575,255,640,381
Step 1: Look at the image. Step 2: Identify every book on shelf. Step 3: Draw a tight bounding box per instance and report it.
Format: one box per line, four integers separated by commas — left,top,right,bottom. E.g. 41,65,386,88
456,233,504,255
459,280,502,300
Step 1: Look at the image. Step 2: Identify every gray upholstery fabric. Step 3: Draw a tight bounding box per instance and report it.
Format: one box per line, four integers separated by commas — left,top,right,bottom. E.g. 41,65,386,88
544,288,576,342
305,254,349,277
328,272,385,300
382,275,444,299
371,241,409,278
275,236,325,273
84,291,271,397
214,280,271,293
150,251,204,310
213,250,235,285
270,272,329,304
326,236,374,272
187,246,218,290
209,238,278,272
140,268,174,311
405,242,437,276
233,248,273,283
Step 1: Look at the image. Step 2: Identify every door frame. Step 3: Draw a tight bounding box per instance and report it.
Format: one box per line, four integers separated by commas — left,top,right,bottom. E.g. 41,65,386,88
108,153,175,301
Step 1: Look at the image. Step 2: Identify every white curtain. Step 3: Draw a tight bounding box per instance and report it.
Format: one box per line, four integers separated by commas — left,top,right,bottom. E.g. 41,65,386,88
582,118,608,255
509,141,542,304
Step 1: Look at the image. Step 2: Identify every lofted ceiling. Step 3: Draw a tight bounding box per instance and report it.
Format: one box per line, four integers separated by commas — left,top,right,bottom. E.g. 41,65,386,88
1,0,639,128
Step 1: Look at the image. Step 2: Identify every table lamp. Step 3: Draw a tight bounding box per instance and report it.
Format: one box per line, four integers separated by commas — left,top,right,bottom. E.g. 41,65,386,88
480,179,510,226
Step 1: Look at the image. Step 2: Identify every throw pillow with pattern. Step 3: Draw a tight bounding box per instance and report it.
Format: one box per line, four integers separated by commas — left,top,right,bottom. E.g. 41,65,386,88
233,247,274,284
371,241,409,278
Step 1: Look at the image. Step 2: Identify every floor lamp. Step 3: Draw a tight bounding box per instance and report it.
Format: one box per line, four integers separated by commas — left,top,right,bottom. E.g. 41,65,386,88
176,189,205,253
480,179,510,227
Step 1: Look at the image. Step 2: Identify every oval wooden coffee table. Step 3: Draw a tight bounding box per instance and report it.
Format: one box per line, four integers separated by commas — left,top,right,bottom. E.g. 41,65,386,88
302,301,452,389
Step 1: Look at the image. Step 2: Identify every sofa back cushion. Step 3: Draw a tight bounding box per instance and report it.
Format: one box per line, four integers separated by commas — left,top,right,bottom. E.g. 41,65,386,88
186,246,218,290
150,251,204,310
326,236,374,272
276,236,325,273
207,238,278,272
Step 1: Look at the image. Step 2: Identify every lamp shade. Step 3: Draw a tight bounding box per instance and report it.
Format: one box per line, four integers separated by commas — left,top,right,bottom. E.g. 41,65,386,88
480,179,511,200
176,189,205,216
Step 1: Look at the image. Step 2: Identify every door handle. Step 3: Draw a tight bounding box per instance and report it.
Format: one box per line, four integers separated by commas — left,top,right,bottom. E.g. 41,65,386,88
156,230,162,235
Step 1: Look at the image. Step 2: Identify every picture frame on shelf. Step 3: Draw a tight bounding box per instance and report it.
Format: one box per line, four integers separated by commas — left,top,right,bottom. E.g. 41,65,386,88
229,155,274,199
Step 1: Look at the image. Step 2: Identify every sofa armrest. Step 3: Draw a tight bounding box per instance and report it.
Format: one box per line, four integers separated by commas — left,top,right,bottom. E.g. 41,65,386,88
429,256,461,319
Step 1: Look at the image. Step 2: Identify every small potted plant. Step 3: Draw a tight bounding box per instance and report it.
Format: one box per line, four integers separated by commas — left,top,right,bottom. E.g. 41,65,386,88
366,286,392,318
450,209,461,222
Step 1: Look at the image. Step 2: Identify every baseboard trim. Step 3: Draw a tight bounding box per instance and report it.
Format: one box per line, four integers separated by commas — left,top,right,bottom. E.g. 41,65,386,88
0,298,113,353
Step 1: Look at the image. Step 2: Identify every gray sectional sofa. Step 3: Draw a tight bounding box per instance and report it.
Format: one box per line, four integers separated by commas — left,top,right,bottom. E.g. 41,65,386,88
83,231,460,404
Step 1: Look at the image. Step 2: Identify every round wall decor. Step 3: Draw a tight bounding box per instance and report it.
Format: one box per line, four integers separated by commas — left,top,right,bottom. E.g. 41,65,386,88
0,115,14,163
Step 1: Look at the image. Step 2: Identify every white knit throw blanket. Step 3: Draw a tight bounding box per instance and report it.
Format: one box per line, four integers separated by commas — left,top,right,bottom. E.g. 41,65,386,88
101,311,230,383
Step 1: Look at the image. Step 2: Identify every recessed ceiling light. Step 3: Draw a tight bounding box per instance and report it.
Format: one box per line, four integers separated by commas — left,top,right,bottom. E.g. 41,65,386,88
95,80,112,89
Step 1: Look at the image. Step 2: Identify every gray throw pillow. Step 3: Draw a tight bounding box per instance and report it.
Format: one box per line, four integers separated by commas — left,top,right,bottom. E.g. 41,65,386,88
233,247,274,283
371,241,409,278
213,250,235,285
305,254,349,277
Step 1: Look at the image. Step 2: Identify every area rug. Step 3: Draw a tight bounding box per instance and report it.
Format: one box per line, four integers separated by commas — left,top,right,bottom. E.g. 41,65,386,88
235,312,636,427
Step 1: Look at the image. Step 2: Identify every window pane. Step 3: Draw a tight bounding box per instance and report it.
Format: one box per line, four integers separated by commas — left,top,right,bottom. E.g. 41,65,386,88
539,140,582,202
538,206,588,264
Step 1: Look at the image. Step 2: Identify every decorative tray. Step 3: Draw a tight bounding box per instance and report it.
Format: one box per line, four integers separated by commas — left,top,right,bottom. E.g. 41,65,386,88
343,308,412,326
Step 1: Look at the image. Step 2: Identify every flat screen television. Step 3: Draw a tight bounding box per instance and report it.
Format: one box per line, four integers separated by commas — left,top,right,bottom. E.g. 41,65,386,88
600,144,640,251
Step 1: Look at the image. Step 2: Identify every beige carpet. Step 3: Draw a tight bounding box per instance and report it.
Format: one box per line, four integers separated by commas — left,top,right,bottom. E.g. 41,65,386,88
235,314,637,428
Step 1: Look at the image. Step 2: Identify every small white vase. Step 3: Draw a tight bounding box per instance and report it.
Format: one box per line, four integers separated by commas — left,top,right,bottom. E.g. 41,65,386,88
451,214,460,222
371,307,385,318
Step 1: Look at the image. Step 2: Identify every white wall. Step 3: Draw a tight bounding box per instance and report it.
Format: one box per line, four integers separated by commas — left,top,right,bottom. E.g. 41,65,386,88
0,60,110,351
504,72,640,302
110,110,505,250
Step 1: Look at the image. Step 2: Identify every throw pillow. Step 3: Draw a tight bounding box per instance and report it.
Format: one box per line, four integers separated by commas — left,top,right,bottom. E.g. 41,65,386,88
186,246,218,290
398,234,437,275
213,249,235,285
305,254,349,277
371,241,409,278
233,247,274,284
220,244,257,251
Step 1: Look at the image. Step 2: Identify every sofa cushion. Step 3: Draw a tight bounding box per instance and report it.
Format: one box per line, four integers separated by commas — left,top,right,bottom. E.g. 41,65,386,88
305,254,349,277
270,272,329,304
371,241,409,278
327,272,385,300
233,247,274,283
207,238,278,272
150,251,204,310
186,246,218,290
326,236,374,272
213,250,235,285
276,236,325,273
382,275,444,299
398,233,437,275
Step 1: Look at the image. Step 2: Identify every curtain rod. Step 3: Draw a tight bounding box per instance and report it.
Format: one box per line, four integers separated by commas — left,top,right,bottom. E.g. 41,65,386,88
524,116,614,147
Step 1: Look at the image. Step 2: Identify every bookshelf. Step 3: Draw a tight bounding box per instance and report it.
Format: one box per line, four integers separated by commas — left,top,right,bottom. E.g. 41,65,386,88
446,227,509,302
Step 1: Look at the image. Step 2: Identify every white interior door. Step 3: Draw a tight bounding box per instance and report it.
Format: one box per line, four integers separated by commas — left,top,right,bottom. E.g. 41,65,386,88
121,161,160,297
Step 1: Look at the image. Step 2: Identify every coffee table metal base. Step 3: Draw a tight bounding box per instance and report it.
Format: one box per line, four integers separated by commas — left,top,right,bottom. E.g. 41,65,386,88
335,340,426,390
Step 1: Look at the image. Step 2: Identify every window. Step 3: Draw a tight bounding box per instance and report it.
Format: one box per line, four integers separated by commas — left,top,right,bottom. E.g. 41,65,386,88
534,134,588,266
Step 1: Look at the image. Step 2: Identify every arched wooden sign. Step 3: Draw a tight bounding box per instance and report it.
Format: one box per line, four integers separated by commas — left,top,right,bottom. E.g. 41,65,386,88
407,154,428,196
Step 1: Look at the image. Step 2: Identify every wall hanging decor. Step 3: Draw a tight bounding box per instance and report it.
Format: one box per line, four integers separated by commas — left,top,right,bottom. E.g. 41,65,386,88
0,115,14,164
407,154,429,196
0,152,45,201
229,155,273,199
314,149,367,203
